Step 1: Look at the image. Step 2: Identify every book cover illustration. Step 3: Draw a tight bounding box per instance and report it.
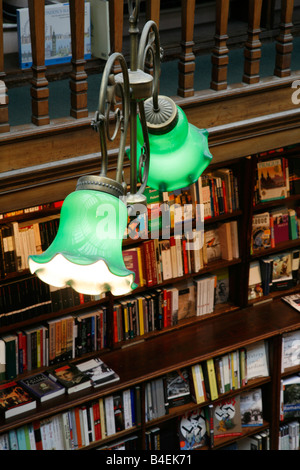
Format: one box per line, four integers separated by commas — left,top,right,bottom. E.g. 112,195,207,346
214,268,229,304
251,212,271,252
257,159,287,202
77,357,120,388
205,227,221,262
213,396,242,438
0,381,36,418
47,363,91,394
282,375,300,419
178,408,208,450
165,368,191,407
240,388,263,426
17,2,91,69
19,372,65,402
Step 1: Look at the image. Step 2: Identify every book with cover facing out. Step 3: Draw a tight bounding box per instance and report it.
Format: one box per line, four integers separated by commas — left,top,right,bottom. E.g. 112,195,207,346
76,357,120,388
213,395,242,438
165,368,191,408
0,381,36,418
19,373,65,402
47,363,91,394
240,388,263,426
257,159,287,202
178,408,209,450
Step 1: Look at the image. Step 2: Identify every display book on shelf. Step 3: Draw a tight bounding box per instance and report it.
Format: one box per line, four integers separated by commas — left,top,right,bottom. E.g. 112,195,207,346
249,152,300,300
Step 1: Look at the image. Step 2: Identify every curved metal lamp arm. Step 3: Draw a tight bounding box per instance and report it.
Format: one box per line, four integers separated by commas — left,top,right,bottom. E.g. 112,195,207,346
138,20,161,113
92,52,130,186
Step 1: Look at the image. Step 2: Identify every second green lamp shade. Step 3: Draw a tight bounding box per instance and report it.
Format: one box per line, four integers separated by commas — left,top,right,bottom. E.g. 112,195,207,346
134,104,212,192
28,190,136,296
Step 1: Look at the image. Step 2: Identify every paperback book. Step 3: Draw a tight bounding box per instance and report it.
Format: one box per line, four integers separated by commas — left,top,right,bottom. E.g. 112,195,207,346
19,372,65,402
281,375,300,419
0,380,36,418
47,363,91,394
240,388,263,426
282,293,300,313
178,408,210,450
213,395,242,438
76,357,120,388
165,368,191,408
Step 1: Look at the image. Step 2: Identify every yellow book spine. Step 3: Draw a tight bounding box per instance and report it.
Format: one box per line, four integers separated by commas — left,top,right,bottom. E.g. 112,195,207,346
207,358,219,400
138,297,144,336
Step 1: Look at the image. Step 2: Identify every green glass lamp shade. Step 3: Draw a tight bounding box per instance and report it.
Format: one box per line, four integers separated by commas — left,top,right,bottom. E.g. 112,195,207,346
28,190,137,296
133,101,212,192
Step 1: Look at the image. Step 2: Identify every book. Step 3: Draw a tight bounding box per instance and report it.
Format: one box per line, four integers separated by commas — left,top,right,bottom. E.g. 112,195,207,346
178,408,209,450
281,330,300,370
213,395,242,438
214,268,229,304
240,388,263,426
165,368,191,408
76,357,120,388
248,261,263,300
17,2,91,69
257,158,287,202
202,358,219,401
177,280,196,320
205,226,222,262
282,293,300,312
19,372,65,402
271,251,293,291
251,212,271,252
0,380,36,418
281,375,300,419
246,340,269,380
47,363,91,394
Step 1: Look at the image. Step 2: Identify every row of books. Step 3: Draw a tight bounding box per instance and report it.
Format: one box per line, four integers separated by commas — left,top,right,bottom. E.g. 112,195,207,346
254,153,300,204
142,341,269,426
0,200,63,221
251,207,300,254
0,275,103,327
113,270,229,343
0,307,108,381
279,422,300,450
0,356,120,420
0,216,59,277
248,249,300,299
178,388,264,450
0,388,141,450
124,220,239,290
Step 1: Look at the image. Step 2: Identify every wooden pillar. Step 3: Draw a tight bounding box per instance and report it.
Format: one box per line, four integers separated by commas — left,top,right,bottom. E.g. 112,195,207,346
109,0,124,75
178,0,196,98
145,0,161,78
28,0,50,126
243,0,263,84
0,0,10,133
274,0,294,77
210,0,230,91
69,0,88,119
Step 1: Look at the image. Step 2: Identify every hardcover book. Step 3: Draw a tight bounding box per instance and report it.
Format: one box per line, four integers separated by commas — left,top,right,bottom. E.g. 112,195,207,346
19,372,65,402
47,363,91,394
0,381,36,418
282,375,300,419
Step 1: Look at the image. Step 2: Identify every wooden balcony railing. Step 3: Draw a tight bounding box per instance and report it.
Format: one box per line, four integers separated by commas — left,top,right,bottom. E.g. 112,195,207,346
0,0,299,134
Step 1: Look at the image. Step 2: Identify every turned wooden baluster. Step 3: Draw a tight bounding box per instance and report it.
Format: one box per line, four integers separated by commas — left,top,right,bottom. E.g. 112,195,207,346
145,0,161,77
242,0,263,84
178,0,196,98
0,0,9,133
28,0,50,126
274,0,294,77
69,0,88,119
109,0,124,75
211,0,230,91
